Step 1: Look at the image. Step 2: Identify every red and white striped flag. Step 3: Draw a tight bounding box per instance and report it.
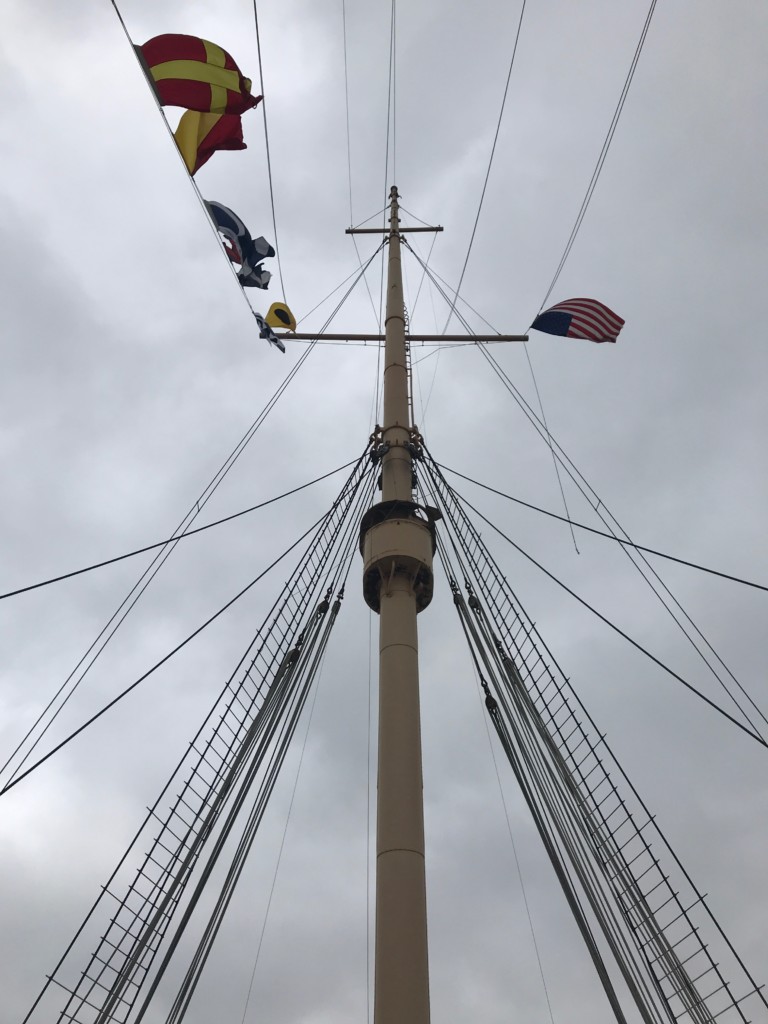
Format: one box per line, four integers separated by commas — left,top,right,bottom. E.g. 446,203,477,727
531,298,625,344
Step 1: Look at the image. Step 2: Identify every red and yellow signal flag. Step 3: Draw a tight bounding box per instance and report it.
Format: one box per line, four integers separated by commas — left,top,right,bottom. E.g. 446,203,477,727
174,110,246,175
138,34,261,116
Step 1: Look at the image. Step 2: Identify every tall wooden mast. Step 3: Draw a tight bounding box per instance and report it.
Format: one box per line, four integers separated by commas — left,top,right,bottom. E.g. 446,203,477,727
359,186,435,1024
353,188,525,1022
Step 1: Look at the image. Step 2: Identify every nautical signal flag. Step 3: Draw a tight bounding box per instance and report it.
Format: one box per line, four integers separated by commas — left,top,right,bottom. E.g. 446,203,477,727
531,298,625,344
254,312,286,354
204,201,275,289
139,34,261,116
265,303,297,332
174,111,245,175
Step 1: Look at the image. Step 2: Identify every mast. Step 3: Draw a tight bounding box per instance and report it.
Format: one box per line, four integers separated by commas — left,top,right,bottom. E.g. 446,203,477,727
359,186,435,1024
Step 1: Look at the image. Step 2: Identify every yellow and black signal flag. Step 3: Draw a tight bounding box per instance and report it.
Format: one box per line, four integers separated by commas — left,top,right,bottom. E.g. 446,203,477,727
138,34,261,116
174,111,246,175
265,303,297,332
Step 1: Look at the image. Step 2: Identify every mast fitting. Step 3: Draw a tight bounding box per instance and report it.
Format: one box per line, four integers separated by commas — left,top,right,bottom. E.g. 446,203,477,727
359,500,437,614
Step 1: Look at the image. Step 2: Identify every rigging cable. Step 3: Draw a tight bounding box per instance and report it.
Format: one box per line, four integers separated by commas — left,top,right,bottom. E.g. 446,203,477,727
421,480,642,1024
539,0,660,310
403,240,768,738
341,0,384,333
402,236,576,538
442,0,528,332
110,0,282,327
477,343,768,737
5,449,373,802
236,474,374,1024
139,594,343,1023
435,463,768,594
401,230,440,426
295,244,385,327
22,454,377,1024
523,344,581,553
421,463,767,1024
0,459,361,603
366,609,374,1024
407,230,439,321
1,241,385,789
147,475,375,1023
251,0,287,303
431,463,768,751
429,496,660,1024
430,522,558,1024
238,619,331,1024
374,0,398,424
0,510,329,798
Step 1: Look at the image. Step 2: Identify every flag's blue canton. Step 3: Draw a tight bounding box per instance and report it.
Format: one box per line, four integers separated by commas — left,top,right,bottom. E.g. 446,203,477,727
530,310,572,337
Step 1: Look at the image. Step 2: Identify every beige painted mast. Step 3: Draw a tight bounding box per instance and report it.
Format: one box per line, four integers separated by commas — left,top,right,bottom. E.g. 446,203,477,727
358,186,434,1024
353,187,527,1024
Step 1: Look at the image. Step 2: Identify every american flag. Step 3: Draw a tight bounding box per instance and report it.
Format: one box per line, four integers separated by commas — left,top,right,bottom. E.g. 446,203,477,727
531,298,625,343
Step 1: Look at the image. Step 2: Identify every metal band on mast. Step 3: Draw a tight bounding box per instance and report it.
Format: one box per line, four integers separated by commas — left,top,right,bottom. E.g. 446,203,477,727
359,186,434,1024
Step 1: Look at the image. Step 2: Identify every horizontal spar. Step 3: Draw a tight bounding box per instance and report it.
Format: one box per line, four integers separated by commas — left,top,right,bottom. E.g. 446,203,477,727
280,333,529,343
346,226,444,234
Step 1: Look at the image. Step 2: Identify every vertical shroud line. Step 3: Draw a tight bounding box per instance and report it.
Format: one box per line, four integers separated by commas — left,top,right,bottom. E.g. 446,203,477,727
359,186,435,1024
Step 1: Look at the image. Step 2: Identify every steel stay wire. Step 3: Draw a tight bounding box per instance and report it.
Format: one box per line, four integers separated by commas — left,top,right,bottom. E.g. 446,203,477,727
4,443,372,799
475,343,768,737
423,481,658,1024
25,451,375,1024
3,241,385,791
0,459,361,605
372,0,398,423
238,478,374,1024
296,242,385,326
126,476,375,1021
118,469,375,1023
422,467,765,1024
539,0,660,311
251,0,287,303
446,558,673,1024
450,546,754,1024
140,592,341,1023
429,526,560,1024
429,465,768,1019
158,483,372,1023
426,460,767,752
237,645,326,1024
466,601,673,1024
445,582,648,1024
422,473,662,1019
341,2,382,331
404,237,577,545
104,599,335,1024
435,462,768,594
350,206,388,229
0,512,330,799
403,240,767,739
111,0,285,329
441,0,528,333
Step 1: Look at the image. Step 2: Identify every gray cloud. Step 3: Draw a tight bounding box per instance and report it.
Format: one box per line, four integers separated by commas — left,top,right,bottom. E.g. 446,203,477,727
1,0,766,1022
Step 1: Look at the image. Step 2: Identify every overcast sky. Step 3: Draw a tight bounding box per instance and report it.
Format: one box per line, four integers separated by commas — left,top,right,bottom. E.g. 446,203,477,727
1,1,766,1022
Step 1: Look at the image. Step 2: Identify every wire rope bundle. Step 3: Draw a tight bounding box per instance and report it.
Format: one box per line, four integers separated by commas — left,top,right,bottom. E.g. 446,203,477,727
23,451,376,1024
418,454,768,1024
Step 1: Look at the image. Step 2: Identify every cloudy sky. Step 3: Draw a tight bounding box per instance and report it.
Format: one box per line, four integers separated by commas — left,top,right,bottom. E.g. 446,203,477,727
1,0,766,1022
